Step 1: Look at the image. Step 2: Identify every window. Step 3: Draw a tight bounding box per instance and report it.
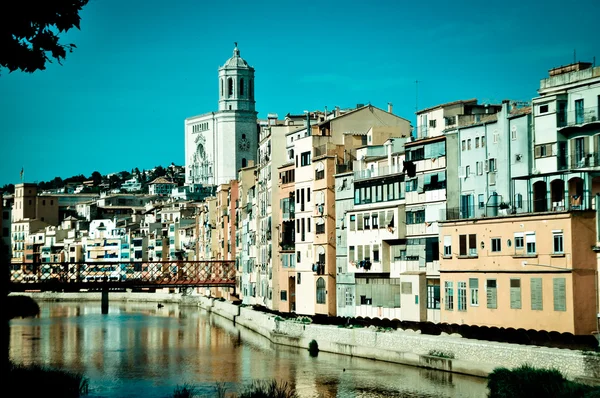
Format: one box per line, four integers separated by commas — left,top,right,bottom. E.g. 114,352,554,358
486,279,497,309
553,277,566,311
371,213,379,228
526,232,536,254
316,277,326,304
478,194,485,208
427,280,440,309
429,119,436,128
242,158,247,167
373,245,380,262
462,140,466,151
475,137,480,148
349,245,355,261
350,215,356,231
467,139,471,150
465,165,470,177
488,158,497,172
469,278,479,306
363,214,370,230
491,238,501,252
297,272,301,284
539,104,549,114
300,151,311,166
228,78,233,97
240,78,245,96
444,281,454,310
553,232,564,254
493,132,499,143
457,281,467,311
476,161,483,175
443,236,451,257
510,278,521,309
511,126,517,140
534,143,553,158
280,290,287,301
514,233,524,249
530,277,543,310
481,136,486,147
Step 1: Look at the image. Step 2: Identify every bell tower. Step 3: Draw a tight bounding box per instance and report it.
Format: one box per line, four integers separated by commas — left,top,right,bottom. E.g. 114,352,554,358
218,43,255,112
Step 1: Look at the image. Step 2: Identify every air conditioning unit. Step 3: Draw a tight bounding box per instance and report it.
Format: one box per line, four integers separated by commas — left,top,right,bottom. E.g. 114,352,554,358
515,154,522,162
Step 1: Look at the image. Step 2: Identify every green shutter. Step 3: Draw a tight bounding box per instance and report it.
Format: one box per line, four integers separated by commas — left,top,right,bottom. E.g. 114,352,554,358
510,279,521,309
530,277,543,310
553,277,567,311
487,279,497,309
357,245,363,261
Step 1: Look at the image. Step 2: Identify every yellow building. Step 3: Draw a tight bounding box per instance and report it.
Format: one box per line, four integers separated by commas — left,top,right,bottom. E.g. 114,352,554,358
439,210,597,335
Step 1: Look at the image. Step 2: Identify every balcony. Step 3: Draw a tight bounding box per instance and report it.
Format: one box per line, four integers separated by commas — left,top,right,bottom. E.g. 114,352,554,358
354,164,402,181
558,106,600,128
557,153,600,170
442,198,591,221
313,143,337,158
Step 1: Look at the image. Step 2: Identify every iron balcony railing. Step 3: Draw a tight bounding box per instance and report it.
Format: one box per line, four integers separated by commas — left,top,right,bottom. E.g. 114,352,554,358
558,106,599,128
557,153,600,170
441,198,591,221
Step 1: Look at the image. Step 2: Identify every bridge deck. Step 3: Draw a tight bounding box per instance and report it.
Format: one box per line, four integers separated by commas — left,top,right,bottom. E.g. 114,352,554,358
9,260,236,292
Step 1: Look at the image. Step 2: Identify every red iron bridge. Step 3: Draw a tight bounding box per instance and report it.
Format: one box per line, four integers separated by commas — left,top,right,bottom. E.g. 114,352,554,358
9,260,237,292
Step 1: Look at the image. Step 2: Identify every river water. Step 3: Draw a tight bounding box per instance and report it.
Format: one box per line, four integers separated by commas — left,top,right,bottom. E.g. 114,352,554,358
9,301,488,397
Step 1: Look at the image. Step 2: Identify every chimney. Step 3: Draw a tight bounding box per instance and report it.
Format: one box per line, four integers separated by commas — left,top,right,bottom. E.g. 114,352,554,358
335,106,340,117
324,106,328,119
388,102,393,114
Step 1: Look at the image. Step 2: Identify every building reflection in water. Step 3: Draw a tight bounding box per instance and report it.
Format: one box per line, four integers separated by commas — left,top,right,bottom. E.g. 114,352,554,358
9,302,487,398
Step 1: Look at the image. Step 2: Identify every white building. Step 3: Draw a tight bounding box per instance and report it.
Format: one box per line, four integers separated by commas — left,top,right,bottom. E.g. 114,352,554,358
184,44,258,187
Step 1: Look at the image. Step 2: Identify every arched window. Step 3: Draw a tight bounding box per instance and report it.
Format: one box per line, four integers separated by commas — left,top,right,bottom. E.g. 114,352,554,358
249,79,254,100
228,78,233,97
242,158,247,168
242,134,246,139
240,78,245,96
316,277,326,304
220,79,224,97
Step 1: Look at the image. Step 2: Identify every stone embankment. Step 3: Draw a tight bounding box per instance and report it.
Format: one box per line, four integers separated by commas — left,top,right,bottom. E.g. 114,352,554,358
15,292,600,381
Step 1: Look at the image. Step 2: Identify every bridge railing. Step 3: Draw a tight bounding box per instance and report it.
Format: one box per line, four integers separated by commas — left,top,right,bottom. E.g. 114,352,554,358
10,260,236,286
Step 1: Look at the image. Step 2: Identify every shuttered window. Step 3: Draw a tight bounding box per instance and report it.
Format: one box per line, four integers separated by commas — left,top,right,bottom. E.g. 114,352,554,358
444,281,454,310
443,236,452,256
469,278,479,306
486,279,497,309
350,215,356,231
401,282,412,294
357,245,363,261
357,214,363,230
349,246,355,262
510,278,522,309
530,277,543,311
553,277,567,311
363,245,370,260
457,281,467,311
459,235,467,256
378,211,386,228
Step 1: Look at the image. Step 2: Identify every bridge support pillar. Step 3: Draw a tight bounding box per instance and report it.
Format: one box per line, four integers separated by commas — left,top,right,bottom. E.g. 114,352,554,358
101,287,109,314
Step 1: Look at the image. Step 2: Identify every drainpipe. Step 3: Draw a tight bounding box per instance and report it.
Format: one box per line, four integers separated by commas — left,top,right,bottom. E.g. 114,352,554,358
505,103,513,211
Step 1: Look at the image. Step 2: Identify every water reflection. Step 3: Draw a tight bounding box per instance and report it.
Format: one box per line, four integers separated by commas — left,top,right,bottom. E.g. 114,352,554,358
9,302,488,397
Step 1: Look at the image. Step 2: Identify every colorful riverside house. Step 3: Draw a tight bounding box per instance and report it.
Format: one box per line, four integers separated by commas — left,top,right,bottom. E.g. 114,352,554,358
439,209,597,336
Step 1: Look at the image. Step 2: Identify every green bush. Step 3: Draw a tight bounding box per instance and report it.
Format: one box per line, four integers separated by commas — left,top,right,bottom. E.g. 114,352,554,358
173,383,197,398
308,339,319,357
487,364,600,398
239,380,297,398
427,349,455,359
8,362,88,397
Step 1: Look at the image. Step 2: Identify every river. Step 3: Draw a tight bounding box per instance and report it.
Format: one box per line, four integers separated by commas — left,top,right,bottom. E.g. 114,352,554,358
9,301,488,397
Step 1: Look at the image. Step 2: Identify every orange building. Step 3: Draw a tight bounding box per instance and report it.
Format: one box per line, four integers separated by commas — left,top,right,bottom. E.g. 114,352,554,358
439,210,598,335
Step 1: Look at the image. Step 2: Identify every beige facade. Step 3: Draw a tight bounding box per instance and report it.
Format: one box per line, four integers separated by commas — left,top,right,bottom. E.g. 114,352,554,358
439,211,597,335
12,183,59,226
277,162,296,312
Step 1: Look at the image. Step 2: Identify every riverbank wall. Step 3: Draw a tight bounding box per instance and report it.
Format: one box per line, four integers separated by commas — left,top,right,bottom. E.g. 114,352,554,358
14,292,600,382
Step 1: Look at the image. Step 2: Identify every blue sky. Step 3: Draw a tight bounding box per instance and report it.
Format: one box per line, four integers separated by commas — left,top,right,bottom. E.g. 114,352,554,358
1,0,599,186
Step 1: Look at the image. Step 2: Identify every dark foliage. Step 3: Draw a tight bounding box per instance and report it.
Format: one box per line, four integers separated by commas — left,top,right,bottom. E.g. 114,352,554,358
487,365,600,398
0,0,89,73
8,362,89,397
239,380,297,398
